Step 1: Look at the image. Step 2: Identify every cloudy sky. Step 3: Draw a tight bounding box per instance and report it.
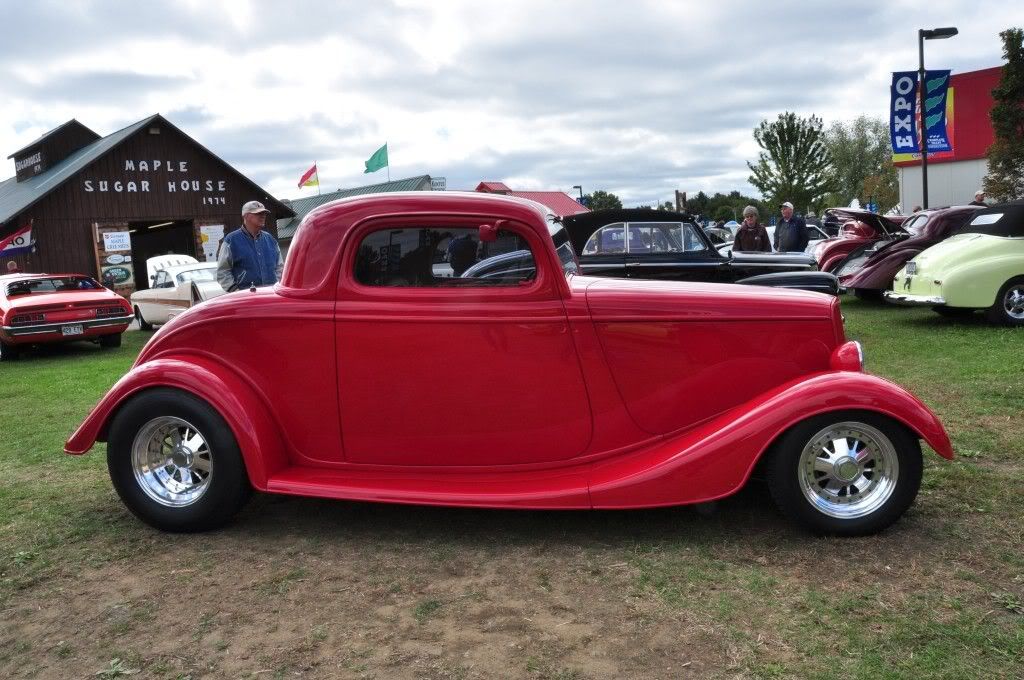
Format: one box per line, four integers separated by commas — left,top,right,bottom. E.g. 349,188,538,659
1,0,1019,206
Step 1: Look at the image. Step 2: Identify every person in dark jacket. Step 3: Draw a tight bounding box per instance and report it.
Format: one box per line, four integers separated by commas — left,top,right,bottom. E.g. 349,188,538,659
969,190,987,207
774,201,809,252
733,206,771,252
217,200,284,292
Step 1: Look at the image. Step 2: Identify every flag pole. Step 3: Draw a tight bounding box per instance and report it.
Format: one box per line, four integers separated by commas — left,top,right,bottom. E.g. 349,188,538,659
316,160,321,196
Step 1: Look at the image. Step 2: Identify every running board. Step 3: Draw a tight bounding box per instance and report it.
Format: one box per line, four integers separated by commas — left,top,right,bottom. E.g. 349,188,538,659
265,466,591,509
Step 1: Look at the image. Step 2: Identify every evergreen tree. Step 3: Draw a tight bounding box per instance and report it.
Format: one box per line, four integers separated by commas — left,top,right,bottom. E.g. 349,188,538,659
983,28,1024,201
747,112,834,213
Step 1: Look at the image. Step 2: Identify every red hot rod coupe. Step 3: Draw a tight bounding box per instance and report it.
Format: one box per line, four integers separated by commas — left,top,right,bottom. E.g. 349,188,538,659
66,193,952,535
812,209,908,274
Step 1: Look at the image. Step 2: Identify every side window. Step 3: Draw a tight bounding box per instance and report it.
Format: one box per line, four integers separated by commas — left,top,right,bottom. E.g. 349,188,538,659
153,271,171,288
355,226,536,287
582,223,625,255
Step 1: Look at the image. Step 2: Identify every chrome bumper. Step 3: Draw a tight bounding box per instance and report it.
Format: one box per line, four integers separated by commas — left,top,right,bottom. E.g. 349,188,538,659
1,315,134,337
883,291,945,306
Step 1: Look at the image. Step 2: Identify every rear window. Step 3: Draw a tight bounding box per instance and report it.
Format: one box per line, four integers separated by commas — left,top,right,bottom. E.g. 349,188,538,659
5,276,102,296
961,210,1024,238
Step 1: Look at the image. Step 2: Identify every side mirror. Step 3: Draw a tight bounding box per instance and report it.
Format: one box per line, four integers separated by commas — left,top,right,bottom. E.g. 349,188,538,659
479,219,505,243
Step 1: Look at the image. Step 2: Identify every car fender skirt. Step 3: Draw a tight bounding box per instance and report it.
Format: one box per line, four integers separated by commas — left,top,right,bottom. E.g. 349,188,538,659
64,356,287,489
588,371,953,509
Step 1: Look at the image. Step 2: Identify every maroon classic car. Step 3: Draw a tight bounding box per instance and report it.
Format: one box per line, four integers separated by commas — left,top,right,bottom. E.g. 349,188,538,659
66,192,953,537
0,273,133,360
835,206,984,299
811,209,908,274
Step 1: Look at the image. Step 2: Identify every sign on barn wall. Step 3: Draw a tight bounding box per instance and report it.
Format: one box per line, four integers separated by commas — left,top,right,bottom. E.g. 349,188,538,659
82,159,230,207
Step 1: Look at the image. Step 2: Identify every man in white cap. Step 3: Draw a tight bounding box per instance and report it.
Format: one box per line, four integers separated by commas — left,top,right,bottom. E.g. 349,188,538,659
217,200,284,292
774,201,809,252
969,190,987,207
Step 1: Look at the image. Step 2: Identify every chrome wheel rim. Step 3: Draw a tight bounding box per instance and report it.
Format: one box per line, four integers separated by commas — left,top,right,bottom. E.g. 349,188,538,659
797,422,899,519
1003,286,1024,320
131,416,212,507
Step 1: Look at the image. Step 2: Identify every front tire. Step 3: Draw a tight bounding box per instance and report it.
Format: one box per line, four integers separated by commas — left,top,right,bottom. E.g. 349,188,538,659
766,411,922,536
134,306,154,331
107,388,252,532
985,277,1024,326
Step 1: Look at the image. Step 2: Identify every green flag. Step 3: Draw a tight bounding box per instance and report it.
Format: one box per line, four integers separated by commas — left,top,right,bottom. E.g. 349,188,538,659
364,143,388,174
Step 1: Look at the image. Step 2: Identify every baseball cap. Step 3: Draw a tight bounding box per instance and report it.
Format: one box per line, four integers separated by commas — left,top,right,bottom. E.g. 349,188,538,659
975,189,985,197
780,201,794,209
242,200,270,215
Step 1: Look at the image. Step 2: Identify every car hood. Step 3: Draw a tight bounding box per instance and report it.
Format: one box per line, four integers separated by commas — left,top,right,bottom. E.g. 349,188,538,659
909,233,1002,275
577,275,833,321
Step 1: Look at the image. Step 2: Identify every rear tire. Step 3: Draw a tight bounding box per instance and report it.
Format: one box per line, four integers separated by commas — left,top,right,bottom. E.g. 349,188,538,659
765,411,922,536
134,306,154,331
985,277,1024,326
107,388,252,532
0,339,21,361
99,333,122,348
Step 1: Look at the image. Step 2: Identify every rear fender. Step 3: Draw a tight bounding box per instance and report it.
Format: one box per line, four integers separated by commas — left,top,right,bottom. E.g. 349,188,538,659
64,356,287,489
588,371,952,508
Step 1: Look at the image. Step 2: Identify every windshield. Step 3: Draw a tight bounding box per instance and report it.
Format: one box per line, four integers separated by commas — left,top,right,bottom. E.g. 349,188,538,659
547,216,579,275
5,276,103,297
902,214,929,236
176,267,217,285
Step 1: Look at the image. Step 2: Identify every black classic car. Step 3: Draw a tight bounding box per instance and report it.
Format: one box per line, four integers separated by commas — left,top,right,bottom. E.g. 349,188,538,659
563,209,838,295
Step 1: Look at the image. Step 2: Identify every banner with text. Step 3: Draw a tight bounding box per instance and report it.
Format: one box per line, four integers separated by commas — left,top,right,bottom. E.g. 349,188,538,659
921,69,952,153
889,71,919,155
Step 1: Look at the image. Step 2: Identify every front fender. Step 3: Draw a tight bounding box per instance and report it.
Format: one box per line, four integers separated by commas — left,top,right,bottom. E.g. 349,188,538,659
588,371,952,508
64,355,287,489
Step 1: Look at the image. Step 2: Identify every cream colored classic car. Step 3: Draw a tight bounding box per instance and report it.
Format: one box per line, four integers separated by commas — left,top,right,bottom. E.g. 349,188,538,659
885,202,1024,325
130,256,224,330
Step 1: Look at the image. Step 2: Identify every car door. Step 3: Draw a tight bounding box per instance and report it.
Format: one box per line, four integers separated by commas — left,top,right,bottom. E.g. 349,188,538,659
335,216,593,467
624,222,731,282
578,222,628,277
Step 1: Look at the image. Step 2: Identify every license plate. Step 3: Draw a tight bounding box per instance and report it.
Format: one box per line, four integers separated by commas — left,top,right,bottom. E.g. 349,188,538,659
906,262,917,275
61,324,84,336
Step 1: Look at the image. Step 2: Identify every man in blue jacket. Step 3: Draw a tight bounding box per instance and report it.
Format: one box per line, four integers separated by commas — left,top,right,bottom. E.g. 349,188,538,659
774,201,809,252
217,200,284,292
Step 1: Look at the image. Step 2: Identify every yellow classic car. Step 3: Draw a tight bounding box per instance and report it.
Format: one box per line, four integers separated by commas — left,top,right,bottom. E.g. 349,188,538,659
886,202,1024,325
130,256,225,330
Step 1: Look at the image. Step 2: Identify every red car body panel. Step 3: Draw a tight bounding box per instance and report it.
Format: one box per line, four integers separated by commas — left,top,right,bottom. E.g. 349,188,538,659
65,192,952,510
0,274,132,346
813,210,907,273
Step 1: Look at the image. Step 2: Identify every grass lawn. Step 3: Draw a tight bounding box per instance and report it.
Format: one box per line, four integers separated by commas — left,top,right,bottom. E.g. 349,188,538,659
0,301,1022,679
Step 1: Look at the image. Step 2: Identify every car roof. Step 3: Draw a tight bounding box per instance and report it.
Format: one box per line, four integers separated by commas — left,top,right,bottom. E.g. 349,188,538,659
160,262,217,275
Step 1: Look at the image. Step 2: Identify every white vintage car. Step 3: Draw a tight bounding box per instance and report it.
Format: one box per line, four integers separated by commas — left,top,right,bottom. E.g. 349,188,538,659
130,255,225,330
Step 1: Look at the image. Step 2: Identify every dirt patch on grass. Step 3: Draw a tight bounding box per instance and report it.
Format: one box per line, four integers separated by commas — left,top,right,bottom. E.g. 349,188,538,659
2,485,1022,679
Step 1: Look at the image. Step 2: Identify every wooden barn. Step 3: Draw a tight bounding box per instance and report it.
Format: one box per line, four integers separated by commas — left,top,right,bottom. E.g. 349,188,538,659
0,114,293,297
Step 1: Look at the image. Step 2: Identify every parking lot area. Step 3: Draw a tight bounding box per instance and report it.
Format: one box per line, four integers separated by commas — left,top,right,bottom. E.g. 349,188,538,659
1,299,1022,679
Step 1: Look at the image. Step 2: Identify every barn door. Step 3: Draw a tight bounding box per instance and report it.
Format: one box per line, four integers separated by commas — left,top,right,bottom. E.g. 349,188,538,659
93,221,134,297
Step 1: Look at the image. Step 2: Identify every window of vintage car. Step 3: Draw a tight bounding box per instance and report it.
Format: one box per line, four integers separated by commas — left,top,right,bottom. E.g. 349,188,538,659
902,214,929,236
581,223,626,255
4,276,101,296
153,271,173,289
625,222,707,254
176,268,217,285
354,226,538,287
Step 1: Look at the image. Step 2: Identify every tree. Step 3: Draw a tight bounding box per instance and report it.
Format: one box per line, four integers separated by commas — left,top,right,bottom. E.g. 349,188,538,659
822,116,899,212
984,28,1024,201
584,190,622,211
747,112,833,214
713,206,736,223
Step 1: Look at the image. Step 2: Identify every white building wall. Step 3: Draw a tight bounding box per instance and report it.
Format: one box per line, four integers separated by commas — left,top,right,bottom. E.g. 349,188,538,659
898,159,989,211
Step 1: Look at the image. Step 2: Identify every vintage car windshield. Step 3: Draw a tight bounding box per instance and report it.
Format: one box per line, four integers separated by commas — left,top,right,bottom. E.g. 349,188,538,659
902,214,929,236
582,222,707,255
5,276,102,297
547,216,579,275
176,268,217,285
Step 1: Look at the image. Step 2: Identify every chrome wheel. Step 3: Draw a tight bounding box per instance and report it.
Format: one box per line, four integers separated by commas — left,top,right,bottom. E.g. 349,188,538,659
131,416,213,507
797,422,899,519
1003,285,1024,320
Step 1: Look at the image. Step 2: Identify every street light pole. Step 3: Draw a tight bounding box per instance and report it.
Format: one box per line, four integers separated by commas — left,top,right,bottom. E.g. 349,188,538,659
572,185,584,202
917,26,958,210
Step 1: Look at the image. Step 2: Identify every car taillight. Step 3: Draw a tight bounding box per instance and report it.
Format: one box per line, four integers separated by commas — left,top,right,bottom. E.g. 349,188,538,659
10,312,46,325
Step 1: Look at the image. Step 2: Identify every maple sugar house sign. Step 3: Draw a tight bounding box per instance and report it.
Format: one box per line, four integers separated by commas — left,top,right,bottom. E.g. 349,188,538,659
83,159,230,206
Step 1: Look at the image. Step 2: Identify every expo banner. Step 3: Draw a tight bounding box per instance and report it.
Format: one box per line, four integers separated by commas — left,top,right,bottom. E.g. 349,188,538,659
889,71,919,155
922,69,952,153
